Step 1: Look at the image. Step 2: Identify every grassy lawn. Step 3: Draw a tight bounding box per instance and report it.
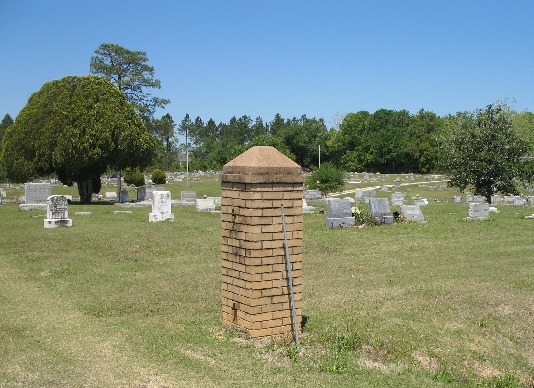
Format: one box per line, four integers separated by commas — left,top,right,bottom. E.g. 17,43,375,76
0,175,533,387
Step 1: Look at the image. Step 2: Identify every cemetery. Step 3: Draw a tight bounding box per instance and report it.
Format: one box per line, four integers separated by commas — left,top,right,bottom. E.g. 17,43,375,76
0,169,533,387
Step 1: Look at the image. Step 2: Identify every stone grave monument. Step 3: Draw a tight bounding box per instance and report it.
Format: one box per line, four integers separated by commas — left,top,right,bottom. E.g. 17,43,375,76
391,192,405,206
304,190,323,200
369,197,393,224
25,182,51,204
221,146,304,338
44,195,72,228
196,198,217,212
401,204,425,222
149,191,174,222
324,198,355,228
181,191,197,202
468,203,489,220
355,189,376,204
490,195,501,205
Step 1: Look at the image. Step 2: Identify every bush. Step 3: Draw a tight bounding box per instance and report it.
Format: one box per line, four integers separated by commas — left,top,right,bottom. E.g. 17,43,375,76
151,169,166,184
123,167,145,187
306,162,345,194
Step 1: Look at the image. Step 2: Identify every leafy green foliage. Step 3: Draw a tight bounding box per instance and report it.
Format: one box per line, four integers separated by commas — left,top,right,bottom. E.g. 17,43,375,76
0,76,157,203
306,162,345,194
123,167,145,187
90,43,169,122
444,103,529,198
151,169,166,184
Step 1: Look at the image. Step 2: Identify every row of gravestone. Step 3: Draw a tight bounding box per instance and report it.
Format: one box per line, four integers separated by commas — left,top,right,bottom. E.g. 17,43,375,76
324,197,426,228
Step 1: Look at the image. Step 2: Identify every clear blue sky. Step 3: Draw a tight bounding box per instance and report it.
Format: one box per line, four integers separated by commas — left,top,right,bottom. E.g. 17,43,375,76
2,0,533,129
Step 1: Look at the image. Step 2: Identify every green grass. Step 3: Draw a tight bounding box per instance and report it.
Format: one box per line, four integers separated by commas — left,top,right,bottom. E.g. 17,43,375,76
1,175,533,387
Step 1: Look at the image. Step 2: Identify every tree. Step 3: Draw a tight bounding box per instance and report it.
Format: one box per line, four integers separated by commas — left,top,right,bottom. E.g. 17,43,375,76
0,113,14,152
0,76,157,203
444,103,529,198
306,162,345,194
89,43,169,123
150,113,177,171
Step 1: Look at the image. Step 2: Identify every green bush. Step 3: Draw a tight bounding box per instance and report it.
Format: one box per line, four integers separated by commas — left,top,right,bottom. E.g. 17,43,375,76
123,167,145,187
306,162,345,194
151,169,166,185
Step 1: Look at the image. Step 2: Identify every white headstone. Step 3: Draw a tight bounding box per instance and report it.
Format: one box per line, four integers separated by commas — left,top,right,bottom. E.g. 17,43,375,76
149,191,174,222
44,195,72,228
196,198,216,212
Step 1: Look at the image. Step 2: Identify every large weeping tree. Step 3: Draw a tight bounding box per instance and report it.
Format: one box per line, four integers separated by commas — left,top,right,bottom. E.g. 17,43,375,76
0,76,157,203
444,102,529,199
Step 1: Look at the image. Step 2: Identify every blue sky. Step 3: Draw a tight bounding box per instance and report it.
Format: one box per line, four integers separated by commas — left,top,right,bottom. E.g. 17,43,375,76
2,1,533,129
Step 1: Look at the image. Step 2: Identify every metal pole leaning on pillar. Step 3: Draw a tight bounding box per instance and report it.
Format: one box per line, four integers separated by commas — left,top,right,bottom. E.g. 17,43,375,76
281,205,300,352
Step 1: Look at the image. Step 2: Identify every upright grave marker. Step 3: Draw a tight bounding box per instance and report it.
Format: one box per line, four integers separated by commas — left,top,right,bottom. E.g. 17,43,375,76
401,204,425,222
149,191,174,222
369,197,393,224
44,195,72,228
25,182,51,204
221,146,304,338
324,198,355,228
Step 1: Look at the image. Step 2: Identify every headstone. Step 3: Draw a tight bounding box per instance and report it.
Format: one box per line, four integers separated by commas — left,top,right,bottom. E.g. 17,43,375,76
302,199,316,214
401,205,425,223
25,182,51,204
355,189,376,204
181,190,197,202
473,195,486,204
105,192,117,200
196,198,216,212
44,195,72,228
468,203,489,220
393,184,401,189
490,195,501,205
503,196,514,205
369,197,392,224
137,187,147,201
452,196,463,203
149,191,174,222
324,198,355,228
391,192,405,206
513,196,526,207
466,195,474,202
304,190,323,200
413,198,428,206
119,189,129,203
144,186,164,201
380,185,389,192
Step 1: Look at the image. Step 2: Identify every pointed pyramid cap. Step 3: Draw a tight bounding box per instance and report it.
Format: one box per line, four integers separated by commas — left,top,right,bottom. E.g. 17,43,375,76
222,146,305,183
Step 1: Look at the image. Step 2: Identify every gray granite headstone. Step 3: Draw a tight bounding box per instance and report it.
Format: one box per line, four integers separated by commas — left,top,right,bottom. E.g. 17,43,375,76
401,205,425,222
119,189,129,203
473,195,486,204
304,190,323,200
369,198,391,223
503,196,514,205
324,198,355,228
25,183,51,204
490,195,501,205
181,191,197,202
468,203,489,219
355,189,376,203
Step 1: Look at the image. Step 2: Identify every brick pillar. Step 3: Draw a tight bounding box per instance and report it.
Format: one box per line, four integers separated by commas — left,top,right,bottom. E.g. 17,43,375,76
221,146,305,338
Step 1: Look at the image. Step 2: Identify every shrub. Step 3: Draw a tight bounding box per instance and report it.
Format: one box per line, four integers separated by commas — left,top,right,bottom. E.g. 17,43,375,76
151,169,166,185
123,167,145,187
306,162,345,194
